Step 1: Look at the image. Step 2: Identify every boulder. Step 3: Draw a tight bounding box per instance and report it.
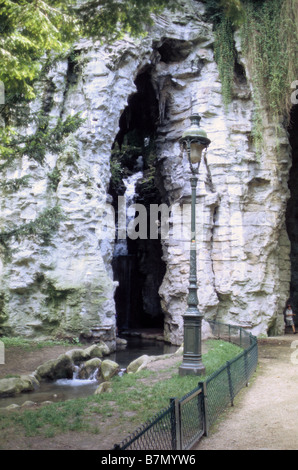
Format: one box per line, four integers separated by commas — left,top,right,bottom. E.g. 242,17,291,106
0,375,38,398
65,343,110,363
21,401,36,408
127,355,150,374
35,353,74,381
94,381,112,395
5,404,20,410
100,359,119,380
84,343,110,359
77,358,102,380
65,348,88,363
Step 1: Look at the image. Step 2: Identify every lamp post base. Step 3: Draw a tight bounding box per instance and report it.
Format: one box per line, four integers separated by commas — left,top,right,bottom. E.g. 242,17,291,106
178,310,205,376
179,361,205,376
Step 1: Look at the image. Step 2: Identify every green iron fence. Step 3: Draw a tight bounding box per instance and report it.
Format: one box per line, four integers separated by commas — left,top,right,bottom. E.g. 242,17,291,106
113,321,258,450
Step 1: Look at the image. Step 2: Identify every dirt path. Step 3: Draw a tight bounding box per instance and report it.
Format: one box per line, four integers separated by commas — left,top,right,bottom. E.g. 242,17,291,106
195,335,298,450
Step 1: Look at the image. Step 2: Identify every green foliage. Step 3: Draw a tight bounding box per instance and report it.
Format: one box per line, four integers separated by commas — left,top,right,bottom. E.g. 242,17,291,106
0,0,79,101
44,281,74,308
109,143,140,194
110,157,125,189
220,0,245,26
203,0,245,26
0,0,180,175
1,336,79,349
77,0,178,41
241,0,298,119
237,0,298,150
0,175,30,193
0,0,181,232
0,0,179,106
214,17,235,108
204,0,246,109
47,168,61,192
0,112,84,168
0,205,65,246
205,0,298,148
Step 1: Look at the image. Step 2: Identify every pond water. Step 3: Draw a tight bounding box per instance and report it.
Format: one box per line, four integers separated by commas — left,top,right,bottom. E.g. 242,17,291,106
0,337,178,408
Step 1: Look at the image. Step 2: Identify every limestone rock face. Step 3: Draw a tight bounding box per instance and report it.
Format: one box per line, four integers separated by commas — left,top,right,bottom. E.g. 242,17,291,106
157,29,291,340
0,0,292,343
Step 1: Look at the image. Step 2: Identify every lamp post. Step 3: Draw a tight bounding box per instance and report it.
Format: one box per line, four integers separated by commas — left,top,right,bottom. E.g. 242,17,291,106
179,114,211,376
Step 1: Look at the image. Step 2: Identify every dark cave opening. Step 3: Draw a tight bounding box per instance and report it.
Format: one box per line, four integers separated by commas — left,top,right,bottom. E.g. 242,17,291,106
113,67,159,152
286,104,298,325
157,38,193,63
110,67,166,333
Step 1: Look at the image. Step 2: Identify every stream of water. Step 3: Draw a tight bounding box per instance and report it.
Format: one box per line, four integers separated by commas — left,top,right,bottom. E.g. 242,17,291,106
0,337,178,408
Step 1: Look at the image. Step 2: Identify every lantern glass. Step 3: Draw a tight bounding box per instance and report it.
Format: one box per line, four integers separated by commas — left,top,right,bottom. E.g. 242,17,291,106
190,141,205,164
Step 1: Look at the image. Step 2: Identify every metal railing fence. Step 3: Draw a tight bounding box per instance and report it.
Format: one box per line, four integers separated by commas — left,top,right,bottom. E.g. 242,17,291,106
113,321,258,450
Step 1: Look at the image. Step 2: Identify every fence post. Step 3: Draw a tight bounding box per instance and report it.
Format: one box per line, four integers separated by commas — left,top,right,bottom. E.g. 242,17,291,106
227,361,234,406
244,349,249,386
170,397,181,450
200,381,209,437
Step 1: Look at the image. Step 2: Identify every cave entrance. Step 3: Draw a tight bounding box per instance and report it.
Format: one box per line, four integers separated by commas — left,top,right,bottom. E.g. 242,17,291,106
110,66,166,334
286,104,298,326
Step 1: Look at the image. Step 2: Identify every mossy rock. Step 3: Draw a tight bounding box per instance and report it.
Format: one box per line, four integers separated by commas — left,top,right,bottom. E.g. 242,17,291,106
65,348,88,363
77,358,102,380
84,343,110,359
0,375,38,398
94,381,112,395
127,355,150,374
35,354,74,381
65,342,109,363
100,359,119,380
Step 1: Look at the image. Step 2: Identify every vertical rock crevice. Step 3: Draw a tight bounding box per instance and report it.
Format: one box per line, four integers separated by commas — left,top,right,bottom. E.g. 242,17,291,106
286,104,298,324
110,66,166,334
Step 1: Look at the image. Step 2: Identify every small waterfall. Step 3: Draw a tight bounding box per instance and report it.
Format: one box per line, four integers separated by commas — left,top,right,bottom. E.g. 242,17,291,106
113,162,144,330
114,167,144,257
55,364,100,387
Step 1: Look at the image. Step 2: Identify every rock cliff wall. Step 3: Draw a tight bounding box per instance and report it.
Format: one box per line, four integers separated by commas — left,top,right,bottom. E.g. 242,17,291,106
0,0,292,344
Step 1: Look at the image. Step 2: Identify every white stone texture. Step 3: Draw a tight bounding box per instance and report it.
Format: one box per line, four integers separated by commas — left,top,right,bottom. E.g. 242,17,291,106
0,0,292,342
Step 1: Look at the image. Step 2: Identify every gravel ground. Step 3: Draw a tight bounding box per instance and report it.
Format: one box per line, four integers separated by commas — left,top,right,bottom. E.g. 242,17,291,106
195,335,298,450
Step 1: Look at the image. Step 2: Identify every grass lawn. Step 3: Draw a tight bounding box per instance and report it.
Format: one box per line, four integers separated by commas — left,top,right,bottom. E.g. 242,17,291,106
0,339,242,444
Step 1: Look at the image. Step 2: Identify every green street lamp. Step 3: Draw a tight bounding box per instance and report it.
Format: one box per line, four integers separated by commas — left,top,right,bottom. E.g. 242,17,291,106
179,114,211,376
